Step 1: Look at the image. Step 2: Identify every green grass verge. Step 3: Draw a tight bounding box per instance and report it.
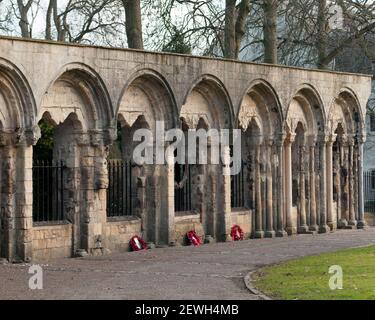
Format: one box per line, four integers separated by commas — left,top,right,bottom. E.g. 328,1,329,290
252,245,375,300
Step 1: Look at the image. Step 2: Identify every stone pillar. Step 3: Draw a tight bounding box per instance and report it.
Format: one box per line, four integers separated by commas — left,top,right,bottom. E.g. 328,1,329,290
135,174,147,237
308,136,318,232
326,134,337,231
348,137,357,228
79,139,103,256
15,142,34,262
333,143,341,226
338,136,349,228
166,149,176,245
285,133,296,235
298,145,309,233
319,135,330,233
0,144,17,261
357,134,367,229
222,145,232,241
276,134,287,237
254,144,264,238
265,139,275,238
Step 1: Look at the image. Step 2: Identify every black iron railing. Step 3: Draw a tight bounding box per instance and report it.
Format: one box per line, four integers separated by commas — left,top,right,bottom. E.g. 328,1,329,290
174,164,192,212
231,160,245,208
107,159,132,217
364,170,375,213
32,160,65,223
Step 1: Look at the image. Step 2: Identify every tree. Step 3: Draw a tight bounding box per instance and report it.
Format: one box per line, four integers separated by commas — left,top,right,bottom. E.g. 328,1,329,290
224,0,251,59
15,0,39,38
122,0,143,49
162,27,191,54
0,0,13,34
43,0,125,45
263,0,278,64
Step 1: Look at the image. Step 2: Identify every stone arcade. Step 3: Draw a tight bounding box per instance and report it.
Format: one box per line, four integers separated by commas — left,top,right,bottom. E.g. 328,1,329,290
0,36,371,262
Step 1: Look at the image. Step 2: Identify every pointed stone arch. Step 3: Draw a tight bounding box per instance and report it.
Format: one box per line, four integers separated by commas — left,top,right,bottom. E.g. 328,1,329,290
328,88,364,136
237,79,283,137
181,74,234,130
0,58,36,138
40,63,113,134
286,84,326,137
117,69,178,132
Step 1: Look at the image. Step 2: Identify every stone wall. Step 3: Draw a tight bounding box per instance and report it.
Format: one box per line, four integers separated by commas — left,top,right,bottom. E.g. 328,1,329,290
231,209,252,238
32,224,72,261
175,214,204,245
0,36,372,262
365,213,375,226
104,218,142,252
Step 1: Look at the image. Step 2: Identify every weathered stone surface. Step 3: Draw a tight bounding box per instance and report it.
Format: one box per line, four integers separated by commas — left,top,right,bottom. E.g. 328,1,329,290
0,36,371,261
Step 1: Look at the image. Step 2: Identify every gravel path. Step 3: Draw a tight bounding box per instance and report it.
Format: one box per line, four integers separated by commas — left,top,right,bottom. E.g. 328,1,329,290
1,228,374,300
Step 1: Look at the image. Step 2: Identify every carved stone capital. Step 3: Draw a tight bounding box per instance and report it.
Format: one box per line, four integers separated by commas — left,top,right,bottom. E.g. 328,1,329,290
285,132,296,145
357,133,366,145
17,126,41,146
0,130,19,146
327,133,337,145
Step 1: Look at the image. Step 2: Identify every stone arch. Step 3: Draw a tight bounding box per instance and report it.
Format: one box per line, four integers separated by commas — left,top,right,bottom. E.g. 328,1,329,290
284,85,326,236
181,74,234,130
0,58,36,133
235,80,283,238
40,63,113,132
238,79,283,136
117,69,178,131
327,88,364,231
328,88,363,136
286,84,326,136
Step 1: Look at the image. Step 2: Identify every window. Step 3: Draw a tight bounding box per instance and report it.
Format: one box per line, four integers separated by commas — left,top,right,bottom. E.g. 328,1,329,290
370,114,375,132
33,118,65,223
371,170,375,190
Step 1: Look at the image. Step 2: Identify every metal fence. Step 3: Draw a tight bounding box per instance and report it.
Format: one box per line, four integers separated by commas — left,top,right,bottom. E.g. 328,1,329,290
231,161,246,208
32,160,65,223
107,159,133,217
364,170,375,213
174,164,192,212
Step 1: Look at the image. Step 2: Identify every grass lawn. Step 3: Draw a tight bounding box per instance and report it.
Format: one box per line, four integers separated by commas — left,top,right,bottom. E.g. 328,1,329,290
252,245,375,300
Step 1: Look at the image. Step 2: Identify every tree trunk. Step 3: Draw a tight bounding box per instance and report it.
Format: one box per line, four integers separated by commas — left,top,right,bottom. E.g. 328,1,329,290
235,0,251,59
123,0,144,49
317,0,328,69
263,0,278,64
224,0,237,59
45,0,54,40
17,0,33,38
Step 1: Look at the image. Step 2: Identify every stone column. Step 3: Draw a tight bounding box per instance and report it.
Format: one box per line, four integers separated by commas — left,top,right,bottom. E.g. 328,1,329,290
338,136,349,228
80,142,99,255
276,134,287,237
166,148,176,245
136,174,147,229
298,145,309,233
348,137,357,228
319,135,330,233
333,143,341,226
285,133,296,235
15,142,34,262
265,139,275,238
308,136,318,232
222,145,232,241
357,134,367,229
0,143,17,261
254,144,264,238
326,134,337,231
